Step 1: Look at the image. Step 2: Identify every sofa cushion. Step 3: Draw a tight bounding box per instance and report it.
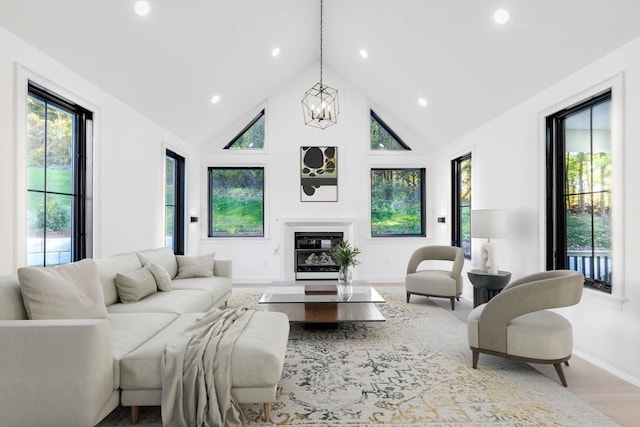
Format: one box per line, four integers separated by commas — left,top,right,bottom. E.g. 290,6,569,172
109,312,179,389
137,247,178,279
95,253,143,306
147,263,172,291
17,259,108,320
231,311,290,388
115,266,157,303
106,289,213,314
170,276,231,308
175,253,215,279
119,313,201,390
119,311,290,390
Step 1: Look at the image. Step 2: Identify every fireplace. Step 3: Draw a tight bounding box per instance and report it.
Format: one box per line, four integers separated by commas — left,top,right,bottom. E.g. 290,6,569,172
294,231,343,280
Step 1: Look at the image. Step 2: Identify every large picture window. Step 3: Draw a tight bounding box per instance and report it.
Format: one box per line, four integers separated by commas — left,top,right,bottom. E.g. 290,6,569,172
26,81,92,266
370,168,425,237
546,89,612,293
208,167,264,237
451,153,472,258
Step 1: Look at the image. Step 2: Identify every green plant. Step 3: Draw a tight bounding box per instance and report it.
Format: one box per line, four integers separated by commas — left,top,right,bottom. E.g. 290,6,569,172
332,240,361,268
35,199,70,232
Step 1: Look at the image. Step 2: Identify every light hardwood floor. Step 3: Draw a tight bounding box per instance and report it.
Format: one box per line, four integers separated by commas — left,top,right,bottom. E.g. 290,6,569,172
426,293,640,427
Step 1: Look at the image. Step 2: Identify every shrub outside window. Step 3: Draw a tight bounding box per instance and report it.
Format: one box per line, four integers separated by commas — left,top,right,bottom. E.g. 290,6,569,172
371,168,425,237
208,167,264,237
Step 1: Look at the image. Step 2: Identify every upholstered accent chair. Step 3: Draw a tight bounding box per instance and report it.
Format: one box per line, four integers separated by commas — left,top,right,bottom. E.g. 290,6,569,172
467,270,584,387
405,246,465,310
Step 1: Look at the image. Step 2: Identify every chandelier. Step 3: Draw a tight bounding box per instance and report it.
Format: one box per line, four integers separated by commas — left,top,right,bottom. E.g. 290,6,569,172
302,0,339,129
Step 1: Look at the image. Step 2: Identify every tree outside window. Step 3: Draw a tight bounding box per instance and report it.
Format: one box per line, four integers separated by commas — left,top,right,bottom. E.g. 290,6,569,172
370,168,425,237
208,167,264,237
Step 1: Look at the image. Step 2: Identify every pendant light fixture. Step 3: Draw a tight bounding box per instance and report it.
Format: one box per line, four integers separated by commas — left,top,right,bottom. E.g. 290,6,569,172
301,0,339,129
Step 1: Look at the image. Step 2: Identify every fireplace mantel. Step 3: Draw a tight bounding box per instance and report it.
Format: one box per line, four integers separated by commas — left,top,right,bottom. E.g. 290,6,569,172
278,217,357,281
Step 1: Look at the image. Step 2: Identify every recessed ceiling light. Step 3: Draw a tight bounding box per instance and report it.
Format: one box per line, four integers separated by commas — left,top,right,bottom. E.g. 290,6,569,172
418,98,428,107
359,49,368,59
272,47,280,57
134,1,150,16
210,95,221,104
494,9,510,24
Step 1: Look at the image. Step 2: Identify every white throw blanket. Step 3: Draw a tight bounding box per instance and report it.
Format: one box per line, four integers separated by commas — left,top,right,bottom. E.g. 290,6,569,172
161,307,255,427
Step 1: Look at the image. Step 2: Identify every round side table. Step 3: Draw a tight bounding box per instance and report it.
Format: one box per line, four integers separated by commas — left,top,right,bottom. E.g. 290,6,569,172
467,269,511,308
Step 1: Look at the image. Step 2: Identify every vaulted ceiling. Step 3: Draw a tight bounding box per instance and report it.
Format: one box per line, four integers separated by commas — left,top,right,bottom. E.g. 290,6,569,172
2,0,640,148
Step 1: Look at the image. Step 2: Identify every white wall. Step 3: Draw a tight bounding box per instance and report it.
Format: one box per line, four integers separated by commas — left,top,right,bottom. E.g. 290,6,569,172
433,36,640,385
198,63,440,283
0,27,198,273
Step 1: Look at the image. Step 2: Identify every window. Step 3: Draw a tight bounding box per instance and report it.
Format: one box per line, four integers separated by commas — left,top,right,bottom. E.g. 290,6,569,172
451,153,472,258
26,81,93,266
370,110,411,151
165,149,185,255
223,109,265,149
208,167,264,237
546,90,612,293
370,168,425,237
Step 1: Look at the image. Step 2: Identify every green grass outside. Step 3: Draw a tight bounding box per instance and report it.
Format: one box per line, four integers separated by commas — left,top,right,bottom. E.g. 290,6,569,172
371,209,422,235
211,197,263,236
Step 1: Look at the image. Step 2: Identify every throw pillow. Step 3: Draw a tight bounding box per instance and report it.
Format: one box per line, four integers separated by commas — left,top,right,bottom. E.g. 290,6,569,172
175,253,215,279
147,262,172,291
18,258,108,320
137,247,178,278
115,266,157,303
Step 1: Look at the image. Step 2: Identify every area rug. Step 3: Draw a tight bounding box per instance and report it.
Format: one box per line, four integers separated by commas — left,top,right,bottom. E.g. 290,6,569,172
98,288,618,426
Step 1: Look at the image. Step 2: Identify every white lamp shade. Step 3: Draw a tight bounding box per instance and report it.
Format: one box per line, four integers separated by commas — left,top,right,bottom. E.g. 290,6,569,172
471,209,507,239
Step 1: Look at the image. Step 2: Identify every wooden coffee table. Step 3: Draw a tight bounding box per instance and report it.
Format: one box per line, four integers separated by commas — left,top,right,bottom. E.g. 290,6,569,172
258,281,385,324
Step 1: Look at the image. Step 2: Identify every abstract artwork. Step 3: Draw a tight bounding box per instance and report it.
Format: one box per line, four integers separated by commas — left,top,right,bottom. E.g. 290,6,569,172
300,146,338,202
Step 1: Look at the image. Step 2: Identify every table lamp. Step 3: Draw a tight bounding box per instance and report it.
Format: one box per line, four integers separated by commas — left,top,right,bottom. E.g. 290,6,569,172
471,209,507,275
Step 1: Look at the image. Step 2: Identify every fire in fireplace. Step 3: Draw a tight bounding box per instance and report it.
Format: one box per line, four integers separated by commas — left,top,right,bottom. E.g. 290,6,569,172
294,231,343,280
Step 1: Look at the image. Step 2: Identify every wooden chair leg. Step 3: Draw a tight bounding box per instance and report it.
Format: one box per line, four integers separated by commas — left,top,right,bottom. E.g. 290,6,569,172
554,363,568,387
264,402,271,422
472,350,479,369
131,406,139,425
564,361,570,367
406,292,411,303
450,297,455,310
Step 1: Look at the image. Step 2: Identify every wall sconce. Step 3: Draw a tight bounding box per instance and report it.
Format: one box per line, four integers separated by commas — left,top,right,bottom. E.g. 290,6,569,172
190,216,199,223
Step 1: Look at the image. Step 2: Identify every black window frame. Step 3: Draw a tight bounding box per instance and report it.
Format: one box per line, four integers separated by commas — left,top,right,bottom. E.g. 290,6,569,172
370,167,426,237
26,81,92,266
546,89,612,293
165,149,185,255
370,110,411,151
208,166,265,238
451,152,472,259
223,109,265,150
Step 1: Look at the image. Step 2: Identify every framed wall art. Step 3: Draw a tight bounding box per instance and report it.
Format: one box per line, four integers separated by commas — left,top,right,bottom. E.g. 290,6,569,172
300,146,337,202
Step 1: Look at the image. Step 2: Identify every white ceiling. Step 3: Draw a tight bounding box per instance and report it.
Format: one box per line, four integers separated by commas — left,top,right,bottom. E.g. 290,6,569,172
2,0,640,148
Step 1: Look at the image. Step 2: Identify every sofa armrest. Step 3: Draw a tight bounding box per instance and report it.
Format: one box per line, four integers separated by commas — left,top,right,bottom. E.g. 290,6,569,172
214,259,232,279
0,319,114,427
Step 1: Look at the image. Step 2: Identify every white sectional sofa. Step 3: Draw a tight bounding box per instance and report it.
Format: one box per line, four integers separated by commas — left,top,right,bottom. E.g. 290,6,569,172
0,247,290,426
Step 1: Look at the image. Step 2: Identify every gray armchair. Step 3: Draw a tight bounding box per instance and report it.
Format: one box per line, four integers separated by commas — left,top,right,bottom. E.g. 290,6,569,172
467,270,584,386
405,246,464,310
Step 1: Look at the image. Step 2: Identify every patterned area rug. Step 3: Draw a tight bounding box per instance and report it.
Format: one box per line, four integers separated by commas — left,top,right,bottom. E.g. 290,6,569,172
98,288,618,426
